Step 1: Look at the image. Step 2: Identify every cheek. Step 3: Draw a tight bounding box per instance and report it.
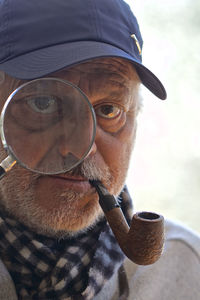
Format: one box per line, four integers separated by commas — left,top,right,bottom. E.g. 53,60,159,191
0,164,31,211
96,114,136,194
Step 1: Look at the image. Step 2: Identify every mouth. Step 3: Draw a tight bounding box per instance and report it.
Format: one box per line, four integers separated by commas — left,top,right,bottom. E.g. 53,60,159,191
45,174,94,193
54,174,88,181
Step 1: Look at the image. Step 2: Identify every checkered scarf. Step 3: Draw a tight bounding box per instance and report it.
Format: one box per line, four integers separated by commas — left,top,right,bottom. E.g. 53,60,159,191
0,186,132,300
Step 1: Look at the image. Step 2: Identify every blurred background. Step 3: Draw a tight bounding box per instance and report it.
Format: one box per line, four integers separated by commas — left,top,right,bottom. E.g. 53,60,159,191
125,0,200,233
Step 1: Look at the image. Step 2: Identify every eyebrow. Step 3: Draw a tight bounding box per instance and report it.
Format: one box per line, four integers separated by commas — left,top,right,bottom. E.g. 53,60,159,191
94,87,135,110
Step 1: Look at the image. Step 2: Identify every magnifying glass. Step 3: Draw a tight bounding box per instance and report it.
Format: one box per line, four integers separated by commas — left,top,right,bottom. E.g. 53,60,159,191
0,78,96,177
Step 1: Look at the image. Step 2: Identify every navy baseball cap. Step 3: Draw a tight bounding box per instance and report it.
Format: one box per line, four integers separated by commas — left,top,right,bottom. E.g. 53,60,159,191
0,0,167,100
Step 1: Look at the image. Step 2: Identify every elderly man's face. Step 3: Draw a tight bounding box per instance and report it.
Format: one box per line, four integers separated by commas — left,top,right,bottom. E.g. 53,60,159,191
0,58,140,236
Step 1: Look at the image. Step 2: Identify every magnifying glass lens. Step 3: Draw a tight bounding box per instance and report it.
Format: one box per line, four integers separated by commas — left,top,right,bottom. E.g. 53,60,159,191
1,78,96,174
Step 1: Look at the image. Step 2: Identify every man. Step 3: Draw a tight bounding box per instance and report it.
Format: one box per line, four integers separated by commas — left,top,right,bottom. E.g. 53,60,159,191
0,0,199,299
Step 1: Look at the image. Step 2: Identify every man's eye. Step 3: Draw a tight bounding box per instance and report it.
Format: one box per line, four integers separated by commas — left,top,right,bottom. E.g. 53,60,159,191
27,96,58,114
95,105,121,119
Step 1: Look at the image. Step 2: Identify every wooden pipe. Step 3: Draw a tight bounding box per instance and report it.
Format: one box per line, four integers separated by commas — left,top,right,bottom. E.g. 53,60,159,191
90,180,164,265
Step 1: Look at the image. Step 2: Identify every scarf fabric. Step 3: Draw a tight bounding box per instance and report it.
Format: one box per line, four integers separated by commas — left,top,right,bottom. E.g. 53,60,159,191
0,186,132,299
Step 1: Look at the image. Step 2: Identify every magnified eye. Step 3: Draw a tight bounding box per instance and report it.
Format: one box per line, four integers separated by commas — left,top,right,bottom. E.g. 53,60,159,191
95,104,121,119
27,96,58,114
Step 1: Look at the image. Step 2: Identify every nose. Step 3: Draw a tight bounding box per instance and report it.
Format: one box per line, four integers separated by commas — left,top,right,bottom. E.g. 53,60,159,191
58,136,97,158
58,127,98,162
57,101,97,163
84,123,102,159
58,135,84,160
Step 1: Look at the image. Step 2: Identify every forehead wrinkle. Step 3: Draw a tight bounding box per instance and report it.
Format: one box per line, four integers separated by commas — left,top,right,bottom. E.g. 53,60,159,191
86,76,131,107
58,66,133,107
0,75,26,108
10,79,25,93
70,64,132,84
67,57,139,81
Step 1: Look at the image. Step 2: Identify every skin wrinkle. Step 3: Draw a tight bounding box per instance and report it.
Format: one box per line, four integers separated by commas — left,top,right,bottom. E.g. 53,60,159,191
0,57,141,237
0,71,5,85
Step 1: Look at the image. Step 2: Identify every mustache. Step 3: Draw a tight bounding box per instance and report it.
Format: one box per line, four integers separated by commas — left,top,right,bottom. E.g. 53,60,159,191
26,154,111,188
65,155,111,183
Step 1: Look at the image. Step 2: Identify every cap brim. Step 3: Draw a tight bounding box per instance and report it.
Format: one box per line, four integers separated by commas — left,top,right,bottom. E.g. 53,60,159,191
0,41,167,100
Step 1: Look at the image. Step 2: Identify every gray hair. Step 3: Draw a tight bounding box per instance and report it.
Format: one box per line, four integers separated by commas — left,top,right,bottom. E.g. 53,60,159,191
137,86,143,113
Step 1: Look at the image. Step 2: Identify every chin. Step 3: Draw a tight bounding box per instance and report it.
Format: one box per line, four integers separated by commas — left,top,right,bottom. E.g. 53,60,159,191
39,207,104,239
0,188,104,238
37,195,104,237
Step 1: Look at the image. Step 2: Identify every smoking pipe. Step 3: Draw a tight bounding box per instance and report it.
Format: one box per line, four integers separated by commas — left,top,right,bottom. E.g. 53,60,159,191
90,180,164,265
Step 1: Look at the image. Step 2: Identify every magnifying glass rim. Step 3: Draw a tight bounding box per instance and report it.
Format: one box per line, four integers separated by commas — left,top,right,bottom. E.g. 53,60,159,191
0,77,97,174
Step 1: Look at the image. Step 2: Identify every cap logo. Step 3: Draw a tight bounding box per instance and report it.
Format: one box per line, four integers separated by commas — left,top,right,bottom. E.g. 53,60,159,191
131,34,142,55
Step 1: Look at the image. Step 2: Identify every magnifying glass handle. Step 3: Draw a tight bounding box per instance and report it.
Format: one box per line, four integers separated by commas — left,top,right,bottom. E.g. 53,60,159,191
0,155,16,179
